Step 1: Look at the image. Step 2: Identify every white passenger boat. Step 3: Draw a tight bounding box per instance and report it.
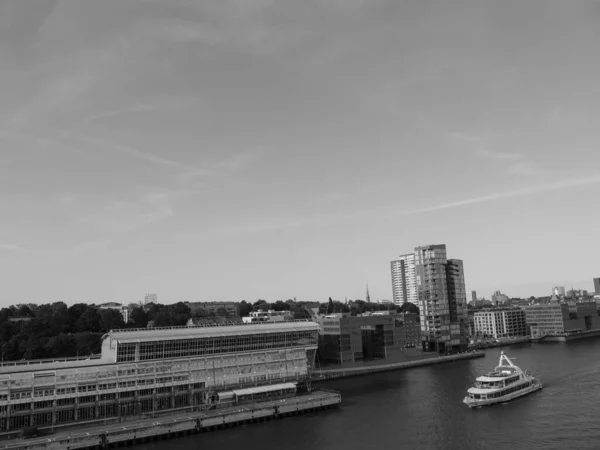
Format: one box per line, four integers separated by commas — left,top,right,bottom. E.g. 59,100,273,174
463,351,542,408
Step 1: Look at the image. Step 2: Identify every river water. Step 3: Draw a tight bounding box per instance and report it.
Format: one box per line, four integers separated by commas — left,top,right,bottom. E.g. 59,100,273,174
143,339,600,449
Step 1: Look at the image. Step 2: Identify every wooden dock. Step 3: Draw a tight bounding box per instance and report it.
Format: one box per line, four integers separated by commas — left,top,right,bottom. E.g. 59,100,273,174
0,390,342,450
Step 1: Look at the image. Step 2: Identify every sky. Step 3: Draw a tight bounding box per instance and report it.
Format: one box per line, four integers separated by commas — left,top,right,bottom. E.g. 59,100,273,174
1,0,599,307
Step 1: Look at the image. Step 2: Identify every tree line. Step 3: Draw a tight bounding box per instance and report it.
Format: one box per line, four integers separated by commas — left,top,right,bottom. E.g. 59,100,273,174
0,299,419,362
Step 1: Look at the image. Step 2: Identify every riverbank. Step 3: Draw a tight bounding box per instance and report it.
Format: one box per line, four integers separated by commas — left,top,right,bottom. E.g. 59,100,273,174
312,351,485,381
0,390,342,450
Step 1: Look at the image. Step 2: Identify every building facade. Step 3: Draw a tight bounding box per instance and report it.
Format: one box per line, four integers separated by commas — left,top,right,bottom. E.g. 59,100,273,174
390,253,417,305
594,278,600,295
414,245,469,353
524,301,600,338
473,309,529,339
316,315,403,364
395,313,421,347
0,321,318,436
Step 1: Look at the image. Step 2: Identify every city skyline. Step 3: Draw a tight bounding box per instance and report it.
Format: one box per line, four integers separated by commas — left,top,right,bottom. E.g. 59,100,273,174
1,1,600,307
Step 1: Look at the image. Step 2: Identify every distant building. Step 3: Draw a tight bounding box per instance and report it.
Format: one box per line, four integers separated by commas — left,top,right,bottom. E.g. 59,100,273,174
144,293,157,307
98,302,129,323
316,314,404,364
523,300,600,338
594,278,600,295
390,253,417,305
491,291,509,305
553,286,566,297
468,291,478,303
473,309,528,339
242,309,293,323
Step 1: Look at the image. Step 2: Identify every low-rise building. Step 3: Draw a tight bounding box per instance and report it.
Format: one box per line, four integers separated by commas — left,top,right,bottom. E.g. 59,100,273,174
316,314,404,364
524,300,600,338
473,309,528,339
242,309,293,323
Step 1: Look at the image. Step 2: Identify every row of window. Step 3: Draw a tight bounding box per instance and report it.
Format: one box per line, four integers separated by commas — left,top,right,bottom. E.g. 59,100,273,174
117,331,317,362
470,381,533,400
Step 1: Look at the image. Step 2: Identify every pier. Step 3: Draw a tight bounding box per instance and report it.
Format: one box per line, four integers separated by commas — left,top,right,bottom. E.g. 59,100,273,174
313,351,485,381
0,390,341,450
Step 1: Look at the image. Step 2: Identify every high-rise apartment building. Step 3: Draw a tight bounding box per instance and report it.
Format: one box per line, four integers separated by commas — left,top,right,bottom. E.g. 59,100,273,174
468,291,478,303
144,293,158,307
391,244,468,353
390,253,417,305
594,278,600,295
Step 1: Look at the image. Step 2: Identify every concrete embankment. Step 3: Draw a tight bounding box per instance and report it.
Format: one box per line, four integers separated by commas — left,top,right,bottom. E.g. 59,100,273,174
0,390,341,450
313,351,485,381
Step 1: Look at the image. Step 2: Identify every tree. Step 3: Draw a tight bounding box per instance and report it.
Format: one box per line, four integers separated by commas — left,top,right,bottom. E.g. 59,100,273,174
399,302,419,315
237,301,252,317
75,307,102,333
252,300,270,312
129,306,148,328
271,300,291,311
326,297,334,315
216,307,229,318
99,309,126,332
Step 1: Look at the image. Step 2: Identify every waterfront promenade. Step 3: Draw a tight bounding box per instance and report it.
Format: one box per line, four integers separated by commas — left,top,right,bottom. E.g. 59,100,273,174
313,351,485,381
0,390,341,450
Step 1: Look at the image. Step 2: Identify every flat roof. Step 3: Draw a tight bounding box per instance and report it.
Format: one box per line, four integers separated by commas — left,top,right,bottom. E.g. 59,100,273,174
0,358,113,376
108,321,320,344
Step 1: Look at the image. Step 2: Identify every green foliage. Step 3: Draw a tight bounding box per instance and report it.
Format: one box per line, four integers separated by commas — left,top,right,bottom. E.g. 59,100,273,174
398,302,419,315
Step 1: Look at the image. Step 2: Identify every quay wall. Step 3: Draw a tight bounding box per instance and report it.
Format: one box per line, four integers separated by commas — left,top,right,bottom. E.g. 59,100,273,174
0,391,341,450
540,329,600,342
313,351,485,382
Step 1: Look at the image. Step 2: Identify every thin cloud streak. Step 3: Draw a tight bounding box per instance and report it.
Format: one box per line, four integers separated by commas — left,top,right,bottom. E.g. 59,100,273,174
82,105,154,124
0,244,27,253
55,129,212,176
400,176,600,215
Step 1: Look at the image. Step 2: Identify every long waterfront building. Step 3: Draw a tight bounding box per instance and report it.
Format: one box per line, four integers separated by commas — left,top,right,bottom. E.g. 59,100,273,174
0,321,319,436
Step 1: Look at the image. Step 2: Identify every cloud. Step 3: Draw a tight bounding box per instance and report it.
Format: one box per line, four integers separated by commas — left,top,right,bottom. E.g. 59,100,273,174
448,132,521,160
70,192,174,255
399,176,600,215
0,243,27,253
447,131,548,176
507,161,549,176
82,104,154,124
54,129,212,176
209,175,600,236
77,193,173,235
212,147,266,172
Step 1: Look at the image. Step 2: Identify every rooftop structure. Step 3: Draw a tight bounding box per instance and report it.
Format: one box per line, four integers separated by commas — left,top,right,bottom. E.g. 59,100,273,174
242,309,293,323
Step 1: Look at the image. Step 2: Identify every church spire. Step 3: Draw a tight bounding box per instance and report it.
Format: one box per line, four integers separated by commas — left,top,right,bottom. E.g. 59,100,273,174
366,284,371,303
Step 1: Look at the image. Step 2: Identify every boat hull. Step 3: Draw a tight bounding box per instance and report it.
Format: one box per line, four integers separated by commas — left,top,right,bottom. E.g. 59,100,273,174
463,382,542,408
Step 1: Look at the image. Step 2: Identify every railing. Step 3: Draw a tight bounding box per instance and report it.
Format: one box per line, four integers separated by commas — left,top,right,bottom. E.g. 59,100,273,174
0,354,102,368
